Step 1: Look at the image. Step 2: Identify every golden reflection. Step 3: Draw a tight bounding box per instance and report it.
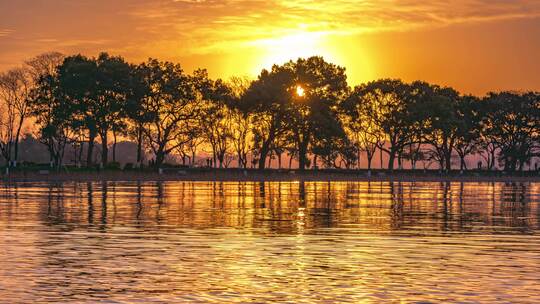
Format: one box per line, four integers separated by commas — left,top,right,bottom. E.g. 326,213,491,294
0,181,539,302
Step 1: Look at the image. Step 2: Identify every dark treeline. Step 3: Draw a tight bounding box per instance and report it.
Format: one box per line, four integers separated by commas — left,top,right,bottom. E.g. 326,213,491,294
1,52,539,172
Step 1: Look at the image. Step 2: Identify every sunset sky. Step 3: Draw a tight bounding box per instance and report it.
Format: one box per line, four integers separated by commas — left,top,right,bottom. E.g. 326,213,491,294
1,0,540,95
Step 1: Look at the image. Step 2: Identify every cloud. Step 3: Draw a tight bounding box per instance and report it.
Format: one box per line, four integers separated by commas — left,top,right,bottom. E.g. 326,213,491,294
0,29,14,37
55,39,110,47
1,0,539,73
125,0,540,55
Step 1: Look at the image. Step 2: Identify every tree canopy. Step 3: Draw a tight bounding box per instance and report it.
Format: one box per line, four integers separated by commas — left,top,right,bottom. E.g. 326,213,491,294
2,52,540,172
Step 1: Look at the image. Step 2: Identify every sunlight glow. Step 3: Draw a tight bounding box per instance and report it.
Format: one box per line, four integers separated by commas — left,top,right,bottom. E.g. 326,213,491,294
250,31,335,72
296,85,305,97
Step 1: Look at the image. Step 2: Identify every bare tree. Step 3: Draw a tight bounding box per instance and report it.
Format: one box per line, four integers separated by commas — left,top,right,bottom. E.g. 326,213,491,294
0,68,32,166
229,109,253,168
228,76,253,169
200,101,233,168
25,52,64,81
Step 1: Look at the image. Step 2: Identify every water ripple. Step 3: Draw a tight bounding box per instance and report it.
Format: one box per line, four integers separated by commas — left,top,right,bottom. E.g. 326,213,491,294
0,181,539,303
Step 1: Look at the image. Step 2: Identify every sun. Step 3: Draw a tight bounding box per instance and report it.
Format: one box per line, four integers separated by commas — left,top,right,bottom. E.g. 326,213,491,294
250,31,336,72
296,85,305,97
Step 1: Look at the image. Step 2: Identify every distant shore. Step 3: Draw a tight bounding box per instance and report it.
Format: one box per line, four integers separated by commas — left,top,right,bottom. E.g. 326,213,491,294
2,168,540,183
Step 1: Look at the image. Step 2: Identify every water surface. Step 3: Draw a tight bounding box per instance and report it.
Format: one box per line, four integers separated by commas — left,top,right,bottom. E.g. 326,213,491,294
0,181,539,303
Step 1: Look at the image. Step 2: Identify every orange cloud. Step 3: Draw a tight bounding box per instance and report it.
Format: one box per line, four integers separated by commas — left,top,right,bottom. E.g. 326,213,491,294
1,0,540,93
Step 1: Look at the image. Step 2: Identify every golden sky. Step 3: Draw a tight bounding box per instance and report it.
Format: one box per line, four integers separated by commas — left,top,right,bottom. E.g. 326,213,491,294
1,0,540,95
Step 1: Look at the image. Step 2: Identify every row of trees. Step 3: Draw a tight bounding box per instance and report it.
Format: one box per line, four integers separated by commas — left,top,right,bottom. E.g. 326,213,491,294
1,52,539,172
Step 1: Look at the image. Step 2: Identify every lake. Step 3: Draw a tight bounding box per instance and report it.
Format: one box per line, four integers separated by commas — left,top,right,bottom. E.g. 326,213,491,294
0,181,539,303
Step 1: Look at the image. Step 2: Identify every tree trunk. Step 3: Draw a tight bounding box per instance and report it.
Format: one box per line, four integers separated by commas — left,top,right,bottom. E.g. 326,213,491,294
100,132,108,166
298,140,308,171
238,152,243,169
112,131,117,163
155,148,165,169
357,147,362,169
380,147,384,169
288,153,293,169
218,152,224,168
47,142,55,168
258,137,272,170
57,146,65,172
489,148,496,170
444,147,453,172
14,114,25,165
77,141,84,166
87,131,96,167
136,126,143,165
367,154,373,171
460,155,466,171
387,149,396,171
13,138,19,167
445,154,451,172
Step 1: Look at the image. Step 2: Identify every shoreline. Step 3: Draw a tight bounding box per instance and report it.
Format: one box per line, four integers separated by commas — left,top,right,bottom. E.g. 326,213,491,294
2,169,540,183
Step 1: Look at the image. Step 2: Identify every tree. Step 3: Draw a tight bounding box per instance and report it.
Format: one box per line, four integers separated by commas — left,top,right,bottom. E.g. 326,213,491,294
94,53,132,165
56,54,100,166
194,69,234,168
283,57,349,170
228,76,253,169
242,66,293,169
482,91,540,171
29,71,74,170
343,85,385,171
354,79,417,170
125,63,154,167
176,128,204,167
25,52,64,81
312,128,356,169
54,53,131,167
244,57,349,170
454,95,482,171
25,52,67,169
0,67,32,166
138,59,200,168
417,81,460,172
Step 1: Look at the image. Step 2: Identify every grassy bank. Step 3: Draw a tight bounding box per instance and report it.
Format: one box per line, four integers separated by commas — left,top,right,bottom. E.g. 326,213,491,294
2,168,540,183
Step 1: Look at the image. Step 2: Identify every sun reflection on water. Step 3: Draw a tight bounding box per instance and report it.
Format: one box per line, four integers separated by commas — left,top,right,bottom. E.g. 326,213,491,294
0,181,538,302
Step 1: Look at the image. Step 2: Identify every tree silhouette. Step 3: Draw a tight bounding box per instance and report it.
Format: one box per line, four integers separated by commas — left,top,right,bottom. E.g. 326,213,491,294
417,81,461,172
244,56,348,170
29,67,74,170
94,53,132,165
343,85,385,171
242,65,292,169
26,52,67,169
354,79,417,170
194,69,234,168
137,59,200,168
55,54,100,166
483,92,540,171
0,67,32,167
3,51,540,173
454,95,482,171
227,76,253,169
